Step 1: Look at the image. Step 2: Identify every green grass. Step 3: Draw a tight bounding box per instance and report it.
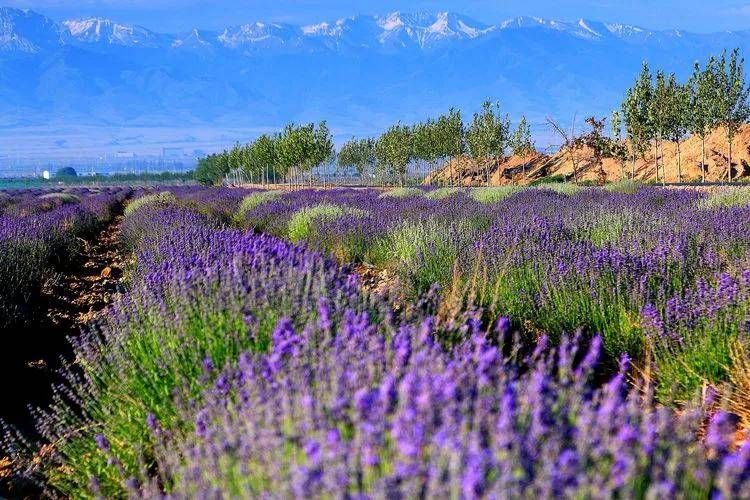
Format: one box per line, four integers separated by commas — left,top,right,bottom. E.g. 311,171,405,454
604,179,643,194
234,191,284,224
425,187,464,200
384,219,459,292
39,192,81,204
287,204,366,243
124,191,177,216
536,183,584,196
699,188,750,208
469,186,526,204
378,187,425,199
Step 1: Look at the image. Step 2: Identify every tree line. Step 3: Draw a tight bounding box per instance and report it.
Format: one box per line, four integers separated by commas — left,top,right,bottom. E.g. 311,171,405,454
196,48,750,187
618,48,750,183
196,102,534,186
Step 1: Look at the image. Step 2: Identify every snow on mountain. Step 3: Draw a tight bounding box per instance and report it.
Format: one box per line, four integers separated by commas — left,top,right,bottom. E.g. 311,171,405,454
172,28,212,49
0,7,60,53
61,18,163,47
3,5,750,148
217,22,298,50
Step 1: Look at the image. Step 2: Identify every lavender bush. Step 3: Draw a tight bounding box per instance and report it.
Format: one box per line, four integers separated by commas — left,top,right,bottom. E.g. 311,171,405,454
4,186,750,498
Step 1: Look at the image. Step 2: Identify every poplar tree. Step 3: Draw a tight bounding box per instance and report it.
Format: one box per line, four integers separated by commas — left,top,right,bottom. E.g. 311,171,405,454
412,119,437,182
664,75,690,183
338,138,376,180
688,58,719,183
247,134,277,185
649,70,671,183
610,110,628,179
465,101,510,186
715,48,750,182
509,115,535,178
623,63,653,180
433,108,464,185
375,123,413,186
313,121,335,186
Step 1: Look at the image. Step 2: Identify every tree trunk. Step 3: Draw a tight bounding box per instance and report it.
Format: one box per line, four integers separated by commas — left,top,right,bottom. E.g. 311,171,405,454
701,138,706,183
677,140,682,184
653,140,659,183
728,132,733,183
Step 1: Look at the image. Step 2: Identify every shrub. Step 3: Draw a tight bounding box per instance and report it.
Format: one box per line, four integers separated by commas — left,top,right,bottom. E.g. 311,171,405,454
536,183,584,196
530,174,566,185
287,204,366,243
234,191,284,222
124,191,177,217
604,179,643,194
699,188,750,208
378,187,425,199
424,187,463,200
469,186,525,204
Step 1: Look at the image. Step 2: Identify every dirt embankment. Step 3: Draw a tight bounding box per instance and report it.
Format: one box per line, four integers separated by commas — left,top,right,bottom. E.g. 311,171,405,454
426,124,750,185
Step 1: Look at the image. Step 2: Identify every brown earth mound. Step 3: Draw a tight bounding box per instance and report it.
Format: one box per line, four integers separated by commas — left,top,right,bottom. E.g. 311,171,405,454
425,124,750,185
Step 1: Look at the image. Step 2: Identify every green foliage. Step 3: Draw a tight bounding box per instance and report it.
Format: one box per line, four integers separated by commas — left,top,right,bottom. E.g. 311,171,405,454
337,138,376,178
244,134,278,182
124,192,177,217
699,188,750,208
39,192,81,204
509,115,535,156
530,174,567,186
385,219,459,293
536,183,584,196
196,154,230,185
465,101,510,183
622,62,654,161
379,187,424,199
55,166,78,178
287,204,366,242
604,179,643,194
233,191,284,224
469,186,525,204
375,124,413,186
425,187,463,200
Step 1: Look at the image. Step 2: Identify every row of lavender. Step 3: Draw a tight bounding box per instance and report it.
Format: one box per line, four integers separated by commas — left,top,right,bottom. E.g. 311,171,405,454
234,185,750,416
0,187,131,329
4,186,749,497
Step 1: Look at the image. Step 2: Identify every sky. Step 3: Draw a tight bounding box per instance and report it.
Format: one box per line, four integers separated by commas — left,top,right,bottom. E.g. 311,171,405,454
5,0,750,34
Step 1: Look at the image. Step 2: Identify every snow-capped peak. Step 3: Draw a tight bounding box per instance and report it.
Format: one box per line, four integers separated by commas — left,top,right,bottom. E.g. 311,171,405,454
427,11,450,34
379,12,405,31
62,18,160,46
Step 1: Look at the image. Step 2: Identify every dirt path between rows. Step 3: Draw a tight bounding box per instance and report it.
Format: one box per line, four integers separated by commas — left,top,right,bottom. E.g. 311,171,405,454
1,206,129,436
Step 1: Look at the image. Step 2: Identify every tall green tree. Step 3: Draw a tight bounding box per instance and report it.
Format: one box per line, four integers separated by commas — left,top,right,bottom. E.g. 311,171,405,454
375,123,413,186
432,108,464,185
714,48,750,182
411,119,438,182
276,124,313,186
465,101,510,185
195,153,230,186
337,138,377,180
509,115,535,178
610,110,628,179
664,75,690,183
313,121,335,186
649,70,671,183
622,62,653,180
688,58,720,183
246,134,278,185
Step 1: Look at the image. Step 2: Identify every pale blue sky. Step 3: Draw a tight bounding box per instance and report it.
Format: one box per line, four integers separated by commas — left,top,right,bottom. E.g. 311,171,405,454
5,0,750,33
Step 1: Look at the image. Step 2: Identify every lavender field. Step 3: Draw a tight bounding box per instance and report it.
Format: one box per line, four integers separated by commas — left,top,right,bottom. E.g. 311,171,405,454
2,183,750,498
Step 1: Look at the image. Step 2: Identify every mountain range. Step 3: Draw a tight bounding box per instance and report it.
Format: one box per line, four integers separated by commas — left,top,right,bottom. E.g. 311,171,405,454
2,6,750,164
